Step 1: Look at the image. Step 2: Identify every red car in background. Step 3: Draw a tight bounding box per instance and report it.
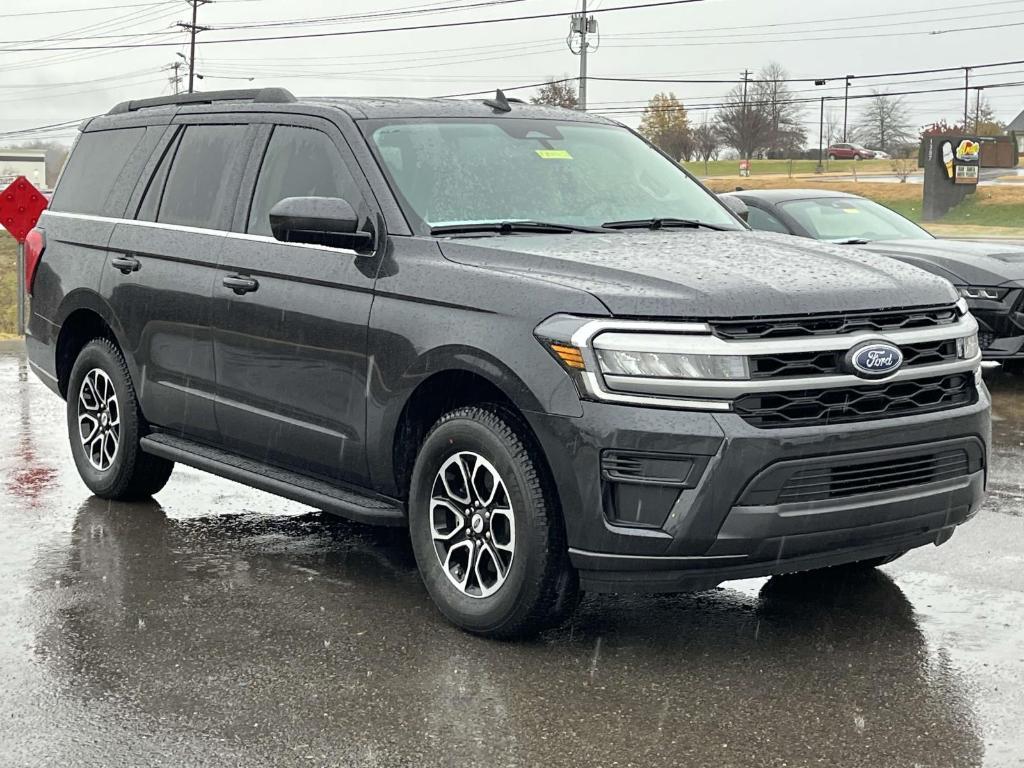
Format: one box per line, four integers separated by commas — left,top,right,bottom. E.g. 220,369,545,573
826,143,876,160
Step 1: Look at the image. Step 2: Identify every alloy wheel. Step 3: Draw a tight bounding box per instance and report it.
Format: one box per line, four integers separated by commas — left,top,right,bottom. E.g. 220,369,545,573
430,451,516,598
77,368,120,471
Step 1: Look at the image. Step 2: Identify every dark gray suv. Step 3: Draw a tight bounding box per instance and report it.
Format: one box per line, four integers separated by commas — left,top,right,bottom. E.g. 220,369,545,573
24,88,989,637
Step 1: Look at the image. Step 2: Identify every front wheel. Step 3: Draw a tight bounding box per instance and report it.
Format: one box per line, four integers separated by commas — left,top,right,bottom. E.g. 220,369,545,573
67,338,174,499
408,405,578,638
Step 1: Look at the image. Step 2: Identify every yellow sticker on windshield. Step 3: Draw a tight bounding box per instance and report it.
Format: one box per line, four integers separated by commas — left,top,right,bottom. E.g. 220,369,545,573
841,208,860,214
535,149,573,160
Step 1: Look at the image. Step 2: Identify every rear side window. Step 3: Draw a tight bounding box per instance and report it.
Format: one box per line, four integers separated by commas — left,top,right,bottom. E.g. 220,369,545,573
158,124,247,230
49,128,146,216
247,126,362,237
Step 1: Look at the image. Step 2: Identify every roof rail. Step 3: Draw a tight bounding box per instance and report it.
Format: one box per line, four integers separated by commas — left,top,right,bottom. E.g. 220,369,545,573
107,87,296,115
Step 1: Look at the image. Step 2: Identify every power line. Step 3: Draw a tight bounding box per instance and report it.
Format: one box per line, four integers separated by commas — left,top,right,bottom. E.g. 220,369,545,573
0,0,707,52
0,0,173,18
435,56,1024,97
602,0,1024,39
207,0,532,30
591,78,1024,116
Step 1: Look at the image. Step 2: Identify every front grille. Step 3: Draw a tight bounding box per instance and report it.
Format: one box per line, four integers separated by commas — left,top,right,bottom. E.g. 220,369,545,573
749,339,958,379
734,373,976,428
712,305,959,341
775,449,971,504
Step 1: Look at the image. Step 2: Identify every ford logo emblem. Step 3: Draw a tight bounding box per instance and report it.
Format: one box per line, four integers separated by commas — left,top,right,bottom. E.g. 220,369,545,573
844,341,904,379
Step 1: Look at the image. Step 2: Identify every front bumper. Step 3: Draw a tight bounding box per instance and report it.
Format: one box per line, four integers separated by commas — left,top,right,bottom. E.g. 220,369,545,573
968,289,1024,360
526,375,990,593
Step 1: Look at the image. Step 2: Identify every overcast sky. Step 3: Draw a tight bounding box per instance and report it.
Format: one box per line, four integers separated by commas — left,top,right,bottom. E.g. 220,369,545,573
2,0,1022,145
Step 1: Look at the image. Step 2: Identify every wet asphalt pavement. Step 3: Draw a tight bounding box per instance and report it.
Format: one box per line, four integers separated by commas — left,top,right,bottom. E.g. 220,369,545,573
1,344,1022,768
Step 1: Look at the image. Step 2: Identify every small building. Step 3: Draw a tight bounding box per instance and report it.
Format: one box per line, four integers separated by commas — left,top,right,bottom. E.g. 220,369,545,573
0,149,47,189
1011,109,1024,153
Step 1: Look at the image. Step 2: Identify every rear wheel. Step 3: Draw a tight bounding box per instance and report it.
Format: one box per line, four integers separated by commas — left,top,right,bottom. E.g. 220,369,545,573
408,405,578,638
67,339,174,500
828,153,837,161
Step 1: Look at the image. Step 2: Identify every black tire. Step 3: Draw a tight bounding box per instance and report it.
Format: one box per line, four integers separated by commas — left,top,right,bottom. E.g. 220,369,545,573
828,153,837,161
66,338,174,500
854,153,863,161
408,405,578,639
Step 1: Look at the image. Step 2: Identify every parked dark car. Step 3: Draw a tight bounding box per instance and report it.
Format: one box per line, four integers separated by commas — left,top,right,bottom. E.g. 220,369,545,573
25,89,988,638
725,188,1024,363
826,143,876,160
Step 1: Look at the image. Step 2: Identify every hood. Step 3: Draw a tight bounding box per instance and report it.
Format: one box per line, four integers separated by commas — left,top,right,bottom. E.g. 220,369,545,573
862,239,1024,286
438,230,958,318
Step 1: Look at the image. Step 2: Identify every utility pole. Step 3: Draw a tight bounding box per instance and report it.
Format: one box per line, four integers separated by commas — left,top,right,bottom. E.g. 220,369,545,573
842,75,852,142
817,96,826,174
178,0,211,94
168,61,184,95
974,87,982,132
740,69,752,159
568,1,597,111
963,67,970,129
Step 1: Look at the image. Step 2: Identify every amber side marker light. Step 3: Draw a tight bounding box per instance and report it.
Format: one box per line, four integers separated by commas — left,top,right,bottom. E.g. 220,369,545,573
550,343,586,370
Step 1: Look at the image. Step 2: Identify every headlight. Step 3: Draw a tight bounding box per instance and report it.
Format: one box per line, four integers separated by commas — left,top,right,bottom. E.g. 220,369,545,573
957,286,1008,301
957,333,980,360
595,348,749,379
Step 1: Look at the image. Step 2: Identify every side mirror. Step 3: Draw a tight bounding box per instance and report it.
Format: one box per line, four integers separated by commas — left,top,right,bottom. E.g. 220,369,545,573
268,196,374,252
719,194,749,223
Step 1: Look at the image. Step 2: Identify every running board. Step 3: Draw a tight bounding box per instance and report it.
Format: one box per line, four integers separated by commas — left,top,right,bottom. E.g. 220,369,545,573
140,433,405,526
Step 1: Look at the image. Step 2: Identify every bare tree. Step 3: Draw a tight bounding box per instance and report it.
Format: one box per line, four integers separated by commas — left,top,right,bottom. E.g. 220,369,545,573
855,91,914,152
752,62,806,158
715,83,773,159
530,78,578,110
692,119,720,175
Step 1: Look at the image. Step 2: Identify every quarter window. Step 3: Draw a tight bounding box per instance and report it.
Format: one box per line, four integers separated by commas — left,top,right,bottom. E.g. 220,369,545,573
248,126,361,237
158,124,247,230
49,128,147,216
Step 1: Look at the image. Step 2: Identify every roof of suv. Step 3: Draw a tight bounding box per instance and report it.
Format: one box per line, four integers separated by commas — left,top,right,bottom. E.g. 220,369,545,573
104,87,616,124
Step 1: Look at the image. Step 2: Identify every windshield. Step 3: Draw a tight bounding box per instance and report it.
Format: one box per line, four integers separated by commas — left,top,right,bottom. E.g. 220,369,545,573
780,197,933,242
362,117,743,231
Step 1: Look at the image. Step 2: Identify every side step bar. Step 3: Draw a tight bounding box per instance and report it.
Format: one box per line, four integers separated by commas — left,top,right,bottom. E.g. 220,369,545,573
140,432,405,526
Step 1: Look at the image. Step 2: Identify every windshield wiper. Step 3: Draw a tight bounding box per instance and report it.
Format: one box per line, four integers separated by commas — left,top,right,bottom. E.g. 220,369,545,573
602,217,731,232
831,238,872,245
430,220,604,236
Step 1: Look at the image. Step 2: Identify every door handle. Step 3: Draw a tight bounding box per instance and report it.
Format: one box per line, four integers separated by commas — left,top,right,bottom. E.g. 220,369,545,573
111,255,140,274
222,274,259,295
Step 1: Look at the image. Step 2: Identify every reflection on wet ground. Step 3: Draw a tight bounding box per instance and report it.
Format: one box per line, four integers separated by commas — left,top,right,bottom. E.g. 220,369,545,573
1,347,1022,767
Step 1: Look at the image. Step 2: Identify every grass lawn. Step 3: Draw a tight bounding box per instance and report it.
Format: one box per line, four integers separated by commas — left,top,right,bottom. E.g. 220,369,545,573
683,158,898,178
0,234,16,336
